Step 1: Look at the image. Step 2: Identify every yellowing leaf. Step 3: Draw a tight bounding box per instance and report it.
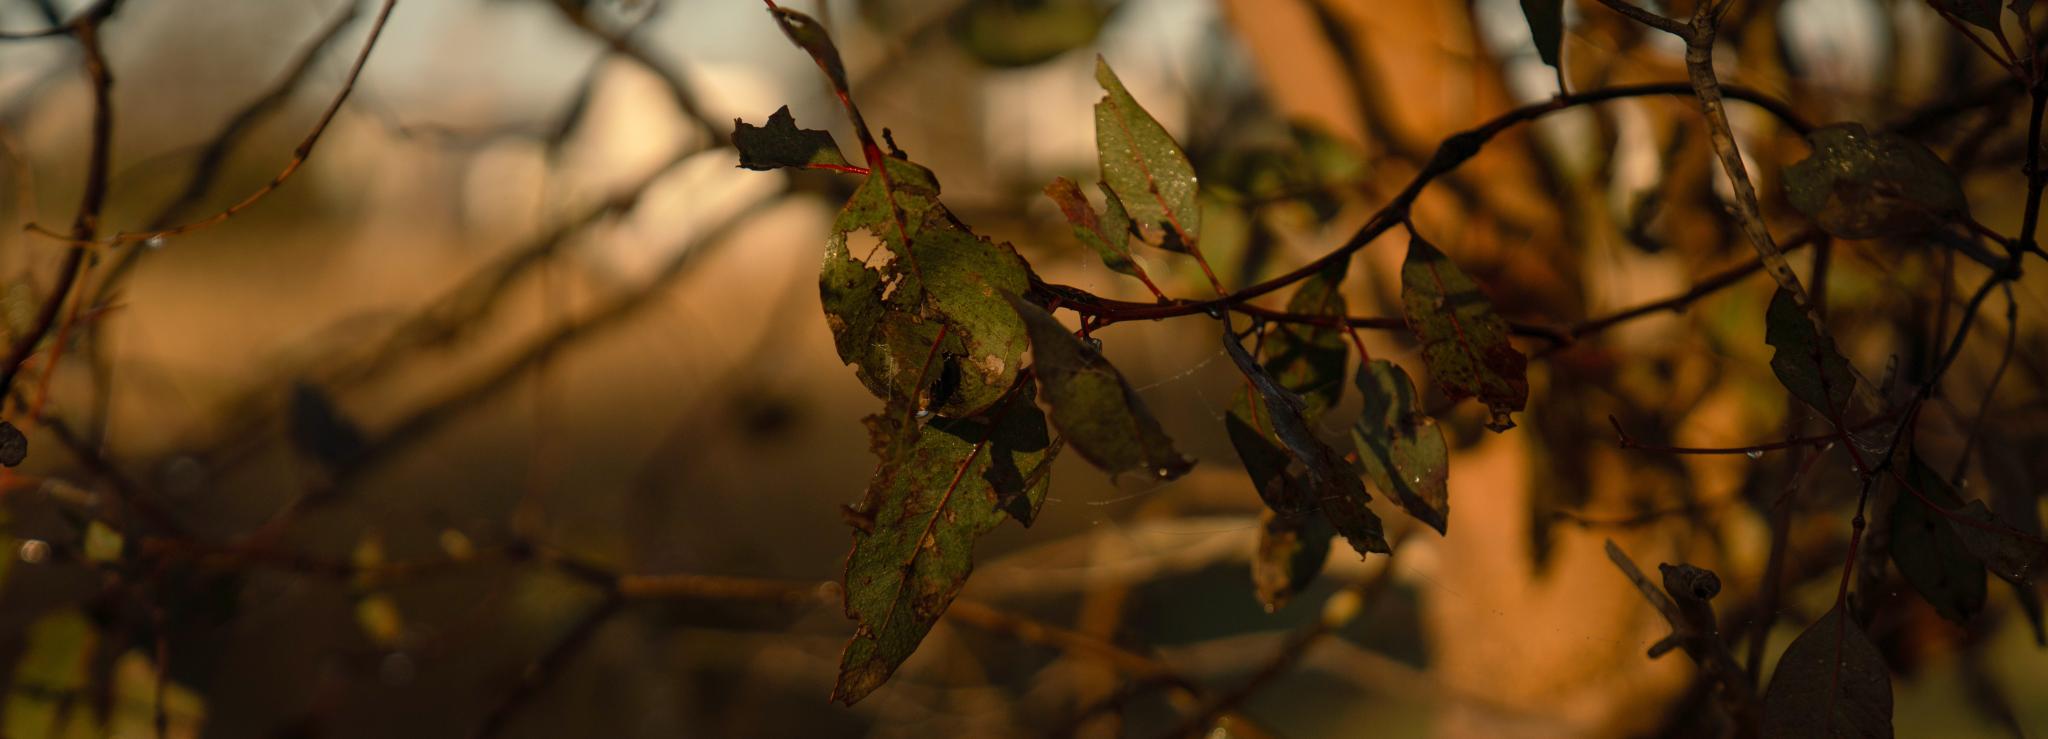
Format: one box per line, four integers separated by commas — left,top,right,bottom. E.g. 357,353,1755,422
1045,177,1140,278
1253,509,1332,612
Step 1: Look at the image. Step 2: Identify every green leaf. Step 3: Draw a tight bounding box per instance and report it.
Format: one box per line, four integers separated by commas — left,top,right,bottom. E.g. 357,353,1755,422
1765,289,1856,421
1783,123,1968,239
952,0,1104,68
822,157,1033,417
1518,0,1564,70
732,105,849,171
1947,499,2048,585
1888,460,1985,623
834,385,1054,705
1224,331,1388,557
1929,0,2006,31
1352,360,1452,535
1762,605,1893,739
1045,177,1140,277
1399,234,1528,432
1007,294,1193,480
1094,58,1200,251
1253,509,1333,612
0,420,24,467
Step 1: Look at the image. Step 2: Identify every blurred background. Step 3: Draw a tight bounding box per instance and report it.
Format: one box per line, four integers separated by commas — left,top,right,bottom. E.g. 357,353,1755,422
0,0,2044,736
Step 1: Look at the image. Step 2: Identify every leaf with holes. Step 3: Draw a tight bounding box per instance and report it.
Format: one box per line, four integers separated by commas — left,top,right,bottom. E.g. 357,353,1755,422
1889,459,1985,623
1094,58,1200,251
1225,330,1388,557
1400,234,1527,432
1518,0,1564,70
1784,123,1967,239
1765,289,1857,421
1352,360,1451,535
834,385,1054,705
1046,176,1141,278
1762,605,1893,738
1008,294,1192,481
1253,509,1333,612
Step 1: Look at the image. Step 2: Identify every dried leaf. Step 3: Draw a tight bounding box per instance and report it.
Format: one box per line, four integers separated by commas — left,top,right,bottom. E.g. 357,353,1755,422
1399,234,1528,431
835,386,1054,704
1253,509,1333,612
1094,58,1200,250
1045,177,1140,277
1352,360,1451,535
1007,295,1192,480
1888,460,1986,623
0,420,24,467
1518,0,1564,70
1784,123,1967,239
732,105,849,171
1765,289,1857,421
1224,331,1388,557
1762,605,1893,739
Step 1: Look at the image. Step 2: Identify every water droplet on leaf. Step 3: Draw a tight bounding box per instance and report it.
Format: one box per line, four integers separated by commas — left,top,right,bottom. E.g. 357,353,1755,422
1746,449,1764,460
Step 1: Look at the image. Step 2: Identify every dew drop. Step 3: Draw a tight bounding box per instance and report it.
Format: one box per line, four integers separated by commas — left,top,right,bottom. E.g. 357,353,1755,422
143,235,167,251
17,539,48,564
1745,449,1764,460
915,408,932,419
1202,304,1224,319
1155,467,1172,478
1084,337,1104,352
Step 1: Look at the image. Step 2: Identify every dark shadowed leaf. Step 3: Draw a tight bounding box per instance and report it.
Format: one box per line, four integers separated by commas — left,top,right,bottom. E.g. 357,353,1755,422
1929,0,2005,31
1762,605,1892,739
834,386,1054,705
1094,58,1200,250
1518,0,1564,69
1225,393,1309,514
1784,123,1967,239
1253,509,1333,612
952,0,1104,68
1045,177,1140,277
1888,459,1986,623
1352,360,1451,535
0,420,24,467
289,382,367,469
1007,294,1193,480
1224,331,1388,557
1399,234,1528,432
1264,265,1349,417
1765,289,1857,421
1947,499,2048,585
732,105,849,171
